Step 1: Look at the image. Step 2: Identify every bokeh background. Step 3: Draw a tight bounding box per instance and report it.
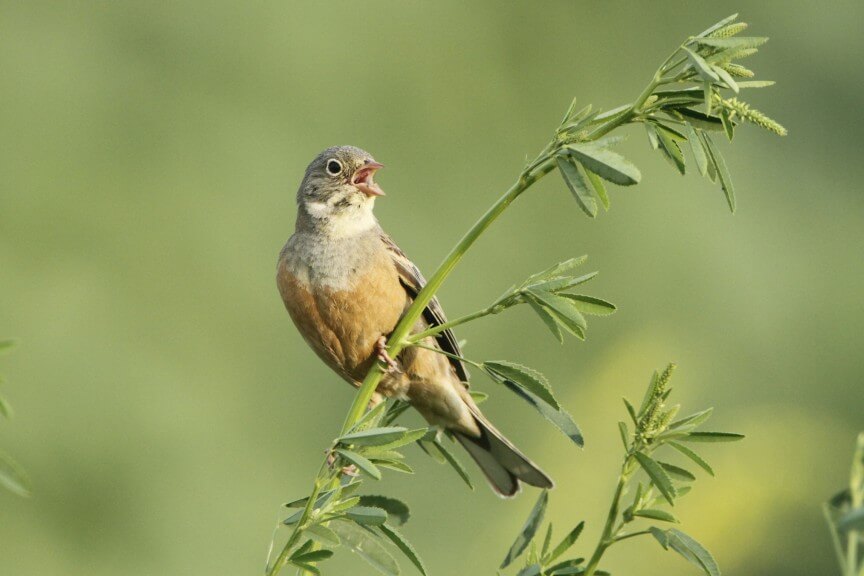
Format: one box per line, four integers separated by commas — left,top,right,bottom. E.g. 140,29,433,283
1,2,862,575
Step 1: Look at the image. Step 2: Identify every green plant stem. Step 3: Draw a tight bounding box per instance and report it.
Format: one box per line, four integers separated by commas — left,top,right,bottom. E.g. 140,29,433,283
583,457,634,576
267,41,686,575
407,306,497,343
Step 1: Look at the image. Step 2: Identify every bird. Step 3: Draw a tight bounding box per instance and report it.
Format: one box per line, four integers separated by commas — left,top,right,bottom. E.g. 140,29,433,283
276,145,553,497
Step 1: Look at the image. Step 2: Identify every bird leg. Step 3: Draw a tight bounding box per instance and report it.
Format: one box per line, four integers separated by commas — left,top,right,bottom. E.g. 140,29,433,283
375,336,401,373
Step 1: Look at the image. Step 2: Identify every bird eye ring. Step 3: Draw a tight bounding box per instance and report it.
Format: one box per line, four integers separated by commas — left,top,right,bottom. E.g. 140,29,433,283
325,159,342,175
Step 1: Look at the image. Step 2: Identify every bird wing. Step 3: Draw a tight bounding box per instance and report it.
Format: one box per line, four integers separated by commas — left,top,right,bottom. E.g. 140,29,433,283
380,232,470,383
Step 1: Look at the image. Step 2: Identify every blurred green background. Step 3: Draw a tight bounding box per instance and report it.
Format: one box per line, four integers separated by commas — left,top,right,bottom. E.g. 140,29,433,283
1,1,861,575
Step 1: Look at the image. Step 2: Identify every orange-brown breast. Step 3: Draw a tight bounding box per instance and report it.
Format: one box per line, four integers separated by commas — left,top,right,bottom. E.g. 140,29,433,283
277,250,408,385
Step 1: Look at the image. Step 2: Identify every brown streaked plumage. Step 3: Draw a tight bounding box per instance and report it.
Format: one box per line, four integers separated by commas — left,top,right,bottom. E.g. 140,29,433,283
277,145,553,496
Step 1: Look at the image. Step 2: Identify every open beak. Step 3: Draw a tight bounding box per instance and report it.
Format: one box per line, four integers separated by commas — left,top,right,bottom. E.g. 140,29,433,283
351,161,385,197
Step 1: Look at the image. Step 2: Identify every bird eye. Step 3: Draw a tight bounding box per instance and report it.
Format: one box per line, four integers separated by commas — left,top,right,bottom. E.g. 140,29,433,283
326,159,342,175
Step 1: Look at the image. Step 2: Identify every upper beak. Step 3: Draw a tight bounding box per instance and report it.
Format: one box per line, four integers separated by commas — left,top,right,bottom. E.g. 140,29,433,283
351,161,385,197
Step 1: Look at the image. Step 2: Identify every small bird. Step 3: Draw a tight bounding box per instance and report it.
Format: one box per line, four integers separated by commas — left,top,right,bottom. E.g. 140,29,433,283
277,145,553,496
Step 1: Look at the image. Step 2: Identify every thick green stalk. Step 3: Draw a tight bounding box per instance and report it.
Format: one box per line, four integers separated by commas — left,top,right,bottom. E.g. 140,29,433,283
338,159,557,435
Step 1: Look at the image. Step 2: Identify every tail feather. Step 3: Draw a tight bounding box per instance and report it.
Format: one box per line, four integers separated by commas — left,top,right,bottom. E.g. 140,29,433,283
454,412,554,498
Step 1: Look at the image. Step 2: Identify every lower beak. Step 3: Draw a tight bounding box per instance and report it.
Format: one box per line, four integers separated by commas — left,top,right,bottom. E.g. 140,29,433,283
351,162,385,197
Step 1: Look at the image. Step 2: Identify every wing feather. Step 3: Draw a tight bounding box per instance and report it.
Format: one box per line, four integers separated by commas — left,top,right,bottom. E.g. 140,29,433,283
380,233,470,383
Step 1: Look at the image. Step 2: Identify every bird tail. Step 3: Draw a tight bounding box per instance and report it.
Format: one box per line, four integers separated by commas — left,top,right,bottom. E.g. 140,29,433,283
453,407,553,498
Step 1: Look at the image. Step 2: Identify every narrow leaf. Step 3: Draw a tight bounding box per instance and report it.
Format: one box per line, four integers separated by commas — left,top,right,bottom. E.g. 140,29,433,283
527,299,564,343
634,451,677,506
584,168,610,210
526,290,586,339
683,47,719,81
484,361,559,409
669,442,715,476
557,156,597,218
335,449,382,480
712,65,740,93
359,496,410,526
372,459,414,474
338,427,410,447
541,524,554,558
346,506,388,526
659,461,696,482
699,133,736,212
516,565,542,576
683,122,708,176
564,143,641,186
380,524,428,576
695,13,739,38
682,431,745,443
674,108,724,131
669,408,713,431
501,490,549,568
306,523,341,546
433,439,474,490
292,549,334,563
560,294,616,316
331,520,399,576
618,421,629,449
363,428,429,452
545,521,584,564
634,509,679,523
655,126,686,175
696,36,768,50
652,528,721,576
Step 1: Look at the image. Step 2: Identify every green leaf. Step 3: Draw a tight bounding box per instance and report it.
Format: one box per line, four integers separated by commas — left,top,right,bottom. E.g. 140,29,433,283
372,459,414,474
527,299,564,344
699,132,736,212
332,520,400,576
557,156,598,218
565,143,641,186
669,408,713,431
292,549,334,564
720,109,735,141
516,564,542,576
623,398,638,424
544,521,584,564
433,438,474,490
359,496,410,526
289,561,320,575
669,442,715,476
352,401,389,432
703,81,713,115
644,122,660,150
712,65,740,94
618,421,629,449
634,451,677,506
695,13,739,38
305,523,341,546
581,169,609,212
484,361,559,409
696,36,768,50
634,509,679,523
683,47,719,82
682,431,745,443
335,449,382,480
683,123,709,177
545,559,586,575
380,524,428,576
364,428,429,453
659,461,696,482
560,294,616,316
525,256,588,284
469,390,489,404
488,368,583,446
674,108,724,132
541,523,553,558
0,450,31,497
346,506,388,526
655,125,686,175
651,527,720,576
338,426,411,447
529,272,599,295
526,290,586,339
501,490,549,568
329,496,362,514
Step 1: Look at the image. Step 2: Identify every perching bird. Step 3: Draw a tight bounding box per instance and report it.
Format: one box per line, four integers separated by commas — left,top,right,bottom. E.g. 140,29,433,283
276,145,553,497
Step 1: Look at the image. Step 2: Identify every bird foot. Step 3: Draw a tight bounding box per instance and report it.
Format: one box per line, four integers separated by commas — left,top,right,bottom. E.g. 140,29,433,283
375,336,401,373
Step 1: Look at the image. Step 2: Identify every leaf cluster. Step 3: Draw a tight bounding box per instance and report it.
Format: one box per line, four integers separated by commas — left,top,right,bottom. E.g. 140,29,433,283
0,339,31,498
547,13,785,215
499,364,743,576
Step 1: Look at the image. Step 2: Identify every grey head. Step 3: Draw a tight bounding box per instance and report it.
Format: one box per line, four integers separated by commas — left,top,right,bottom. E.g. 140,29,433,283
295,146,385,236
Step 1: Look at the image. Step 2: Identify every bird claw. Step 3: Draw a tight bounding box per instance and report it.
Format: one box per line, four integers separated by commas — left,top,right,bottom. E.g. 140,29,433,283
376,336,401,373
